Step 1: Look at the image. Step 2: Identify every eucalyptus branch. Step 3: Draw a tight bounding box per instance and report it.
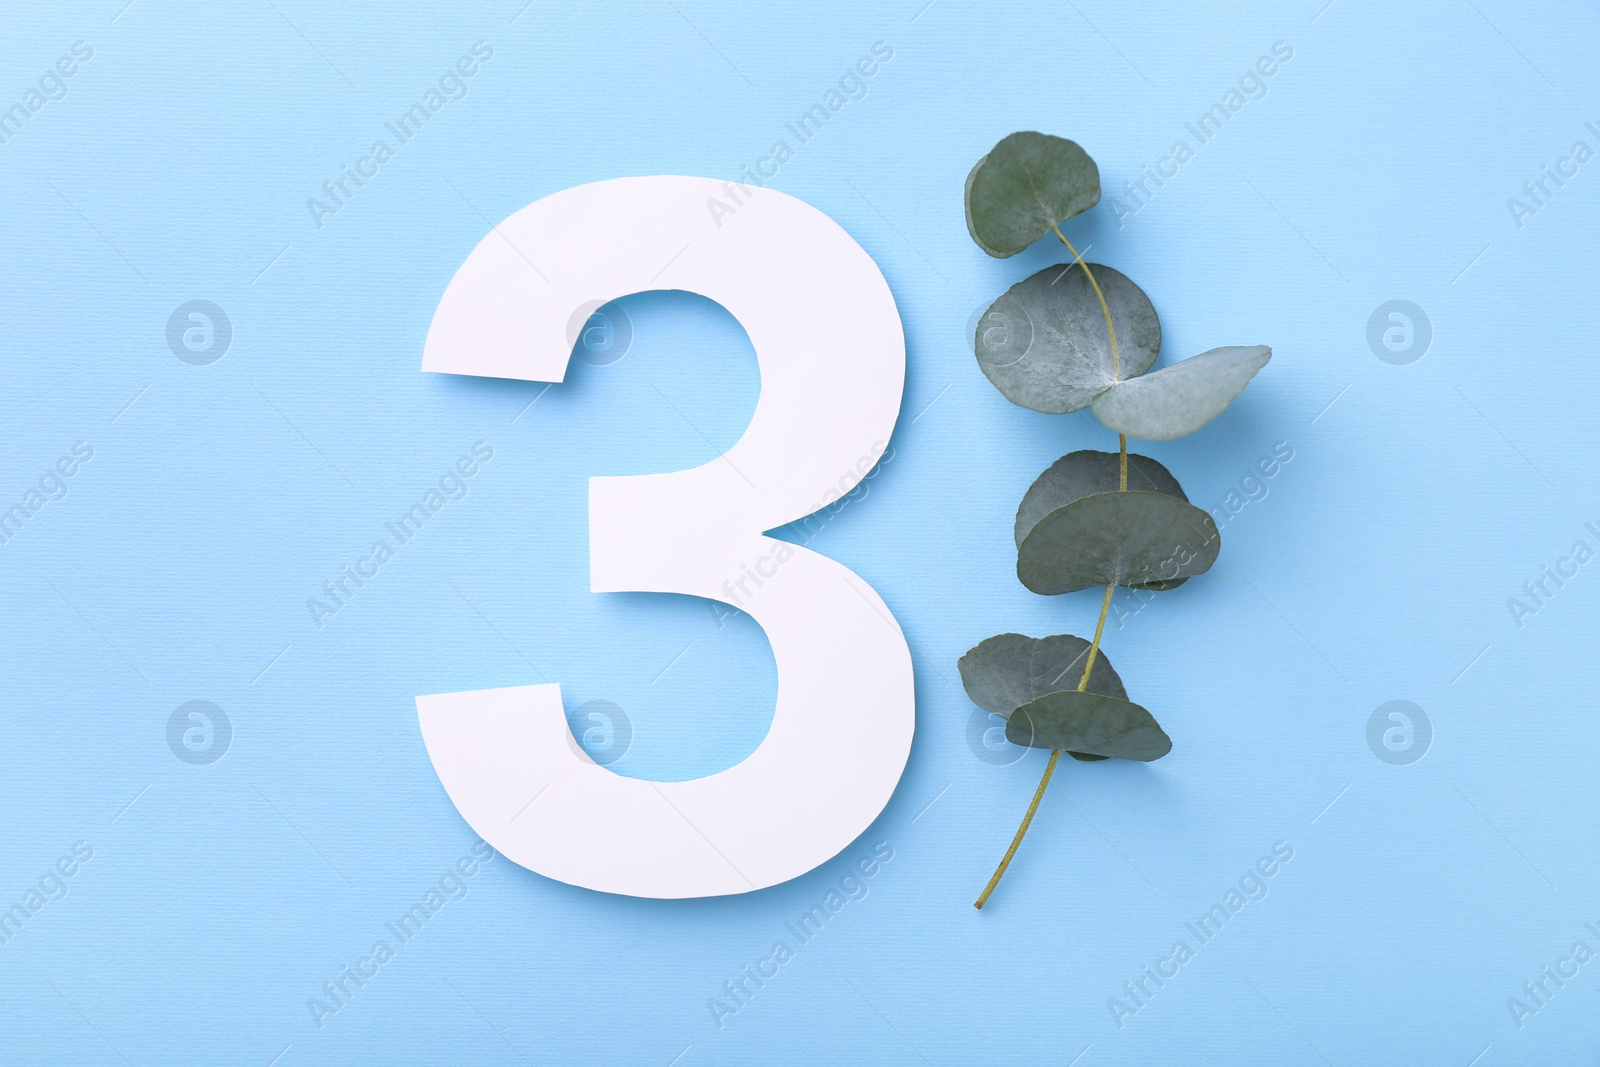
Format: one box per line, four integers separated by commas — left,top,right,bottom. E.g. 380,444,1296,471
958,131,1272,909
972,577,1117,909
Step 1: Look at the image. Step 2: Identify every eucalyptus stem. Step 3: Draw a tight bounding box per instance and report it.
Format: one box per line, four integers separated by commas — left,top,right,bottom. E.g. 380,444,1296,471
973,750,1060,910
975,224,1130,911
1050,223,1129,491
1051,223,1118,379
974,578,1117,910
1076,578,1116,689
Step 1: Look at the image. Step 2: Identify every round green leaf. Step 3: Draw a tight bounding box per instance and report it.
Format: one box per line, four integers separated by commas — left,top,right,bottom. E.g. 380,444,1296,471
958,632,1128,714
1005,690,1171,761
964,132,1101,258
958,632,1127,761
1091,345,1272,441
1015,451,1197,593
1017,490,1220,595
1014,450,1187,546
975,264,1161,414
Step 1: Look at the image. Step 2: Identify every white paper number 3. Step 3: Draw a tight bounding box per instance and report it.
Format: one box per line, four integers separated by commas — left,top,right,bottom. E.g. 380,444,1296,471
415,177,915,898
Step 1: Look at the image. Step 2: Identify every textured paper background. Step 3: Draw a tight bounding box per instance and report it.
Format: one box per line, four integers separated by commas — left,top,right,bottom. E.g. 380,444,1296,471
2,1,1597,1063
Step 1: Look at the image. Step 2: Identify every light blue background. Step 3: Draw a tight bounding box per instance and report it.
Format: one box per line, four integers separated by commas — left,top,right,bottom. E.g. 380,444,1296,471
2,1,1597,1063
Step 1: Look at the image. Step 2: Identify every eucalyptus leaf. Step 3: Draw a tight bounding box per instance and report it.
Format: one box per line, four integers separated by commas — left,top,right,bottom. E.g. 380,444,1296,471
959,632,1128,714
1005,690,1171,761
1091,345,1271,441
1017,490,1220,595
958,632,1129,761
1015,451,1198,593
975,264,1161,414
964,132,1100,258
1014,450,1187,546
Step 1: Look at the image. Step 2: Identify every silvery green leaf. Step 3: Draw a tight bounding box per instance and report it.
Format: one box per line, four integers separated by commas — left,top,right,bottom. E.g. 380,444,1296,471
1006,690,1171,761
958,632,1129,715
975,264,1161,414
958,632,1130,761
1091,345,1271,441
1014,450,1187,546
1017,490,1220,595
1015,451,1198,593
964,132,1100,258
